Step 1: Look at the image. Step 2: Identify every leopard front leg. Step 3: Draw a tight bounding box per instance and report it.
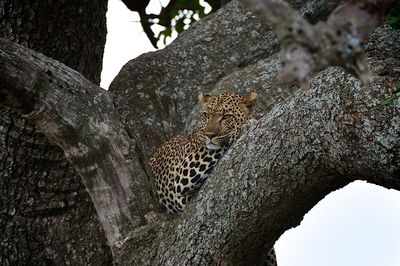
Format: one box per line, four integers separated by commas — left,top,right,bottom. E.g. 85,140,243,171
173,147,225,212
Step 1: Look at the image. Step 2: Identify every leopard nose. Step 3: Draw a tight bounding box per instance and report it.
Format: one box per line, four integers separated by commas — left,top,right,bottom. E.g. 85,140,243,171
206,132,217,139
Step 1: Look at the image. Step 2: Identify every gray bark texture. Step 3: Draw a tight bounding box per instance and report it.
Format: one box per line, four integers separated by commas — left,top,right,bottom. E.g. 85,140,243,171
0,0,112,265
0,0,399,265
110,0,400,264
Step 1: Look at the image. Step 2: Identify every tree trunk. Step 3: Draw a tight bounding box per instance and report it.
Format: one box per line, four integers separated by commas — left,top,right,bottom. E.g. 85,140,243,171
0,0,112,265
0,0,399,265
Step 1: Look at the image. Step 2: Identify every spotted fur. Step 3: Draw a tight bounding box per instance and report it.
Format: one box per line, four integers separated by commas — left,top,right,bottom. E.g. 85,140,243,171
149,91,257,214
263,247,278,266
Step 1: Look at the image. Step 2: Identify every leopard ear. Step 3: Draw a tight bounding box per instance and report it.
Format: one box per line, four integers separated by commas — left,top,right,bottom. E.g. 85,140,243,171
198,92,211,106
244,92,258,107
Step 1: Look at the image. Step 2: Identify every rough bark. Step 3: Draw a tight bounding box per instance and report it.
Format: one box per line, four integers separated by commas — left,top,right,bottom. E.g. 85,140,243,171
0,0,106,84
1,0,399,265
243,0,395,85
0,38,156,250
111,24,400,265
0,0,112,264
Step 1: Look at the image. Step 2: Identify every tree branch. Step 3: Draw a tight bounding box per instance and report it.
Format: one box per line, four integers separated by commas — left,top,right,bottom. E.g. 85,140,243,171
243,0,395,85
120,0,159,48
0,38,156,251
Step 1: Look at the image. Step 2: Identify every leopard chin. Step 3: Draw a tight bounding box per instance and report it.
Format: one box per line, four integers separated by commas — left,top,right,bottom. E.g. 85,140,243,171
206,142,222,150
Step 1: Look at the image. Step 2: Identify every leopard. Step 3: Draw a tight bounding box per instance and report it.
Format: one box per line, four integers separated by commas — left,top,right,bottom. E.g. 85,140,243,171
148,91,277,266
149,91,257,213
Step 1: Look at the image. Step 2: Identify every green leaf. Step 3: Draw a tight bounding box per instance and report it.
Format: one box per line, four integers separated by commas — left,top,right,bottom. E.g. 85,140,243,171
197,5,206,18
155,0,213,44
175,17,185,34
158,26,173,45
386,0,400,29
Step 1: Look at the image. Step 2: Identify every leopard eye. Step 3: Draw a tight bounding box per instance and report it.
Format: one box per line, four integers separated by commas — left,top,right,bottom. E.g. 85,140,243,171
222,114,233,120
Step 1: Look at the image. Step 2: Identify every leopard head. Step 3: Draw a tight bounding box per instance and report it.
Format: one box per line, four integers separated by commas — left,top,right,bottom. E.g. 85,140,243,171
198,91,257,150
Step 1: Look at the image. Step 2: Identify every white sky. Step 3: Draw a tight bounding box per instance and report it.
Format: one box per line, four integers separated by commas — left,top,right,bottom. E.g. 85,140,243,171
101,1,400,265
